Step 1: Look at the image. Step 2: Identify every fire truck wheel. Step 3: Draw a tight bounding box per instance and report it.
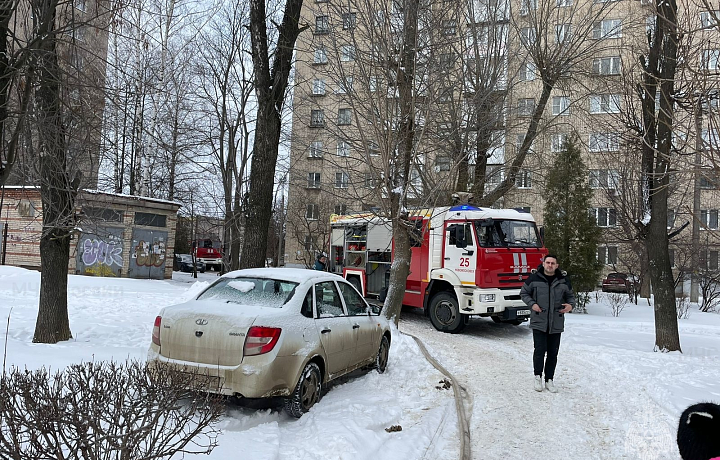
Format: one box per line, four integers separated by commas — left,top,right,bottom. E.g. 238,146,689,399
429,292,465,333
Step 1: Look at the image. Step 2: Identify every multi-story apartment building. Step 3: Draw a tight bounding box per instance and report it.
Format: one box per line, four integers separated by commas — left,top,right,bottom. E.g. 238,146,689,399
3,0,110,189
285,0,720,289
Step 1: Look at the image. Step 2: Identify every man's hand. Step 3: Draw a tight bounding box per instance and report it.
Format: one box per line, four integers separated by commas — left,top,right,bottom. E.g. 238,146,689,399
560,303,572,313
532,304,542,313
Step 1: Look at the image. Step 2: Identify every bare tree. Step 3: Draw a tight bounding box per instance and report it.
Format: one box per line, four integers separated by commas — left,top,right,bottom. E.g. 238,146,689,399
241,0,307,269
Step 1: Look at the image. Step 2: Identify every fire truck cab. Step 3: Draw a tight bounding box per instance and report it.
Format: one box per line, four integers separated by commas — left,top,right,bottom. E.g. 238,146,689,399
329,205,547,333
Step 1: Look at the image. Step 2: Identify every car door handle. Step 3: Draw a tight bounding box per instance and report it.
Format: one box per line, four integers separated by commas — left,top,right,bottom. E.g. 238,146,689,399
321,328,331,334
444,257,450,260
353,324,360,329
463,250,474,256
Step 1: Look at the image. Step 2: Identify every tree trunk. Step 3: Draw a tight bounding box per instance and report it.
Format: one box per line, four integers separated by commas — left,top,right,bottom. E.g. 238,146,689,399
33,0,74,344
639,0,681,351
240,0,304,269
34,233,72,343
384,217,411,323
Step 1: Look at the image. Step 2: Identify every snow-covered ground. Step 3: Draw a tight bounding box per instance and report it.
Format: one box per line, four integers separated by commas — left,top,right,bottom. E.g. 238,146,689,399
2,265,718,459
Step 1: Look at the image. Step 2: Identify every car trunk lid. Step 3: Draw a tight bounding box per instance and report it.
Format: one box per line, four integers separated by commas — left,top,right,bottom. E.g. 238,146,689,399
159,300,260,366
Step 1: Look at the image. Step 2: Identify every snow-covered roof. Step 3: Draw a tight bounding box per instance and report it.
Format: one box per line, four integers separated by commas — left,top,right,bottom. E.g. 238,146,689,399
82,189,182,207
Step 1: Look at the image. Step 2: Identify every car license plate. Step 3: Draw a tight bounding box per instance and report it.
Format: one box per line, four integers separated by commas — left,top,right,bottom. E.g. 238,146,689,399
517,309,531,316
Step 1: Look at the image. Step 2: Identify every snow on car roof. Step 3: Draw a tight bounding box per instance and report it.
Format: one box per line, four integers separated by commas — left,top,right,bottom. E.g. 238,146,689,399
220,267,344,284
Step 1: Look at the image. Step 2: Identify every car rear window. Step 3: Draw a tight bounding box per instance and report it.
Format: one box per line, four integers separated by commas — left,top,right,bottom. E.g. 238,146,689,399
197,277,299,307
607,273,627,279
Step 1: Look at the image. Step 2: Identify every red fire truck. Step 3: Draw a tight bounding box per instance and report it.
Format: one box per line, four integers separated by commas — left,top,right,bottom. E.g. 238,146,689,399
192,238,223,271
329,205,548,333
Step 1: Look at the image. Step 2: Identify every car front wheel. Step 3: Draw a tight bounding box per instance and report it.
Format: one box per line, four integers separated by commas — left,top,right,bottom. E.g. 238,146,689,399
375,335,390,373
284,362,322,418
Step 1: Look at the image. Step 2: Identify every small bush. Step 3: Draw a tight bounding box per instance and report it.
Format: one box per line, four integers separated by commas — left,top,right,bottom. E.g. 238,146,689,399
607,292,628,317
0,360,225,460
676,296,692,320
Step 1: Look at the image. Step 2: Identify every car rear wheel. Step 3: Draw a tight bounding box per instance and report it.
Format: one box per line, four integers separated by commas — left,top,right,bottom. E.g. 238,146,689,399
375,335,390,373
429,291,465,333
284,362,322,418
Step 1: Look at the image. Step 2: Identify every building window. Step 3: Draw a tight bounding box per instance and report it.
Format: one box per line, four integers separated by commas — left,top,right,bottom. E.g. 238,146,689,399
364,173,375,188
307,172,321,188
517,98,535,116
84,207,122,222
701,49,720,70
700,172,720,189
557,0,572,6
306,204,319,220
551,133,567,152
667,209,676,229
337,76,353,94
593,19,622,39
312,78,325,95
334,204,347,215
520,0,538,15
555,24,572,43
309,141,324,158
442,19,457,36
134,212,166,228
304,235,315,251
590,207,617,227
592,56,621,75
552,96,570,115
701,209,719,229
589,132,620,151
310,109,325,127
597,246,618,265
75,0,86,11
335,171,349,188
700,11,719,28
340,45,356,62
368,141,380,156
315,15,330,34
589,94,622,114
314,47,328,64
342,12,357,30
337,108,352,125
337,140,350,156
486,165,504,185
439,87,453,102
520,27,536,46
519,61,536,81
701,250,720,270
516,134,535,154
589,169,620,189
436,156,451,172
369,76,379,92
515,169,532,188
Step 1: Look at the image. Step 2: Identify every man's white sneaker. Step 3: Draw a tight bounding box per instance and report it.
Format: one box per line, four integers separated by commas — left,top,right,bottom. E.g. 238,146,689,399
545,379,558,393
534,376,544,392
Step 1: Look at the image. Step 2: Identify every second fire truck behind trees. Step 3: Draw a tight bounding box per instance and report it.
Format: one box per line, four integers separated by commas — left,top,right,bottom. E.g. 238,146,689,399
329,205,548,333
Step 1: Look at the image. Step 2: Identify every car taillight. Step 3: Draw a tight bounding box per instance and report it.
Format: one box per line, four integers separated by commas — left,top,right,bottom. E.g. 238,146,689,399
243,327,281,356
152,316,161,346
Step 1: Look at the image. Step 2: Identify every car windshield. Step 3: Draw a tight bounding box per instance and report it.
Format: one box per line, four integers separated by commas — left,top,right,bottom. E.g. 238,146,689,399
179,255,193,262
474,219,541,248
196,277,299,307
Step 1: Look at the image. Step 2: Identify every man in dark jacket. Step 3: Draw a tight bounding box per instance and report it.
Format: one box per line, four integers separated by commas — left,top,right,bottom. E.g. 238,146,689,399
314,254,327,271
520,254,575,393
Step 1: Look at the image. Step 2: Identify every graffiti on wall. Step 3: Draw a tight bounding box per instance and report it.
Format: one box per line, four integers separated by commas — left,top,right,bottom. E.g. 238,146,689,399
82,239,123,268
134,240,166,267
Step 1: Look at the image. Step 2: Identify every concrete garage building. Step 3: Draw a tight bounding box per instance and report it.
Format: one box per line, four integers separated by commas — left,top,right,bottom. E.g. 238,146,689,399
0,187,181,279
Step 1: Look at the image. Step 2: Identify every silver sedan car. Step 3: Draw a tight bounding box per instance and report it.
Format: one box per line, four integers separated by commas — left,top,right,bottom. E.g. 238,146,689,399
148,268,391,417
